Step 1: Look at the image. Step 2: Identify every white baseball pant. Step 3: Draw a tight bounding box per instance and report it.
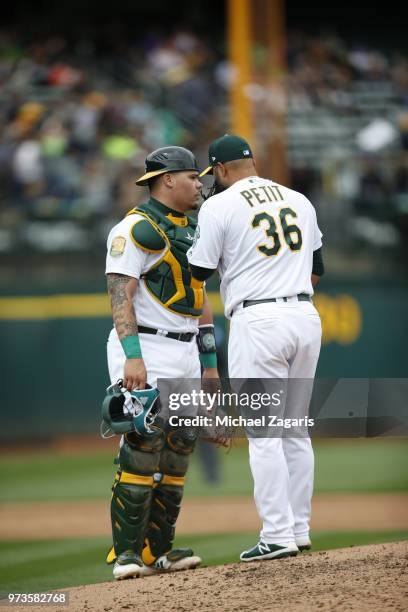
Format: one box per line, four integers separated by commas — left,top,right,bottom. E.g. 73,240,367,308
107,328,201,387
228,299,322,545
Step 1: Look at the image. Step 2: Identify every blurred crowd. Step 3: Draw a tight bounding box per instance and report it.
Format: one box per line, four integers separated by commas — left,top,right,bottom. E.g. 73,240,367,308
0,28,407,260
0,28,224,253
286,32,408,111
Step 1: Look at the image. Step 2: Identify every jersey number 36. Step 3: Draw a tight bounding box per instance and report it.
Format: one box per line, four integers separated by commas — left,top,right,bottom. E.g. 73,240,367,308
251,207,302,257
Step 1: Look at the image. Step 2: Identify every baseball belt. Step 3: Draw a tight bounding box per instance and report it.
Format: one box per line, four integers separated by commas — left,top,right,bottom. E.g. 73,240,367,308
137,325,195,342
243,293,311,308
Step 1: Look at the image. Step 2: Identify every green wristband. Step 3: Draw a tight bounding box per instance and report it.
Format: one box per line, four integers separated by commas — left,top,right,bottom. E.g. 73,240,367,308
120,335,142,359
200,351,217,369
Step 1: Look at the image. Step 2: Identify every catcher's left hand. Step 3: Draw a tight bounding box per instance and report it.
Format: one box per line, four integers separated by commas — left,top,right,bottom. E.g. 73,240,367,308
200,370,231,449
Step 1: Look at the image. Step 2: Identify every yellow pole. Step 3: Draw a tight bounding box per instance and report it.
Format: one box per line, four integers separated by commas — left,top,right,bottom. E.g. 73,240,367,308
250,0,288,184
227,0,253,141
264,0,288,185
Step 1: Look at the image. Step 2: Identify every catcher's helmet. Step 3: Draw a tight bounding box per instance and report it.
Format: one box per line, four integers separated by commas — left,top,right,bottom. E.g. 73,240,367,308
101,380,161,437
135,146,199,186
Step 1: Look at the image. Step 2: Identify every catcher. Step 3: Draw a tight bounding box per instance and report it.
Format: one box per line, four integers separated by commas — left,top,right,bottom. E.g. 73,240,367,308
103,146,220,580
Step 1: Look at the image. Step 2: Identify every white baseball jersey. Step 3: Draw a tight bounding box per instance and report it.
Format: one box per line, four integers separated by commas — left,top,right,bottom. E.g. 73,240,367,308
188,176,322,317
106,214,198,333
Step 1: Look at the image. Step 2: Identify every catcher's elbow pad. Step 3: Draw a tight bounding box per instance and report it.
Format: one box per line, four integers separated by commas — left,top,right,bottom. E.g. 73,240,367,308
197,325,217,369
197,325,216,354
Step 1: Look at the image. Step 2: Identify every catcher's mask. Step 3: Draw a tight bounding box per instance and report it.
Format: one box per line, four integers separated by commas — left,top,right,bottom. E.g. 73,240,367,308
101,380,161,437
202,180,226,200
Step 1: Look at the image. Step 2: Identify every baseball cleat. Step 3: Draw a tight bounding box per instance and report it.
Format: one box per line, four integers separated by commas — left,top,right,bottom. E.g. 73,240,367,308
139,548,201,576
296,536,312,552
240,541,298,562
113,552,144,580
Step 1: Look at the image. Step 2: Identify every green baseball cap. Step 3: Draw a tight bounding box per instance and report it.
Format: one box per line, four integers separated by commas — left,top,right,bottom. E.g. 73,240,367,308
200,134,253,177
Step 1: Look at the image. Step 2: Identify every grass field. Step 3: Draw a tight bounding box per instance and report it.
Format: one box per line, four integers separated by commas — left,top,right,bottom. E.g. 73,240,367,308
0,438,407,596
1,439,407,503
1,530,407,597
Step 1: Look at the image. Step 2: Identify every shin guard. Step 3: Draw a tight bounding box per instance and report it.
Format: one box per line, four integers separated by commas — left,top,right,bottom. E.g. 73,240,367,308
107,427,164,564
142,427,197,565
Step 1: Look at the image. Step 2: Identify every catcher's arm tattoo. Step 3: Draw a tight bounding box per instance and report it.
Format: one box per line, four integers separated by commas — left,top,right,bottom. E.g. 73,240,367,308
106,273,138,340
107,273,146,390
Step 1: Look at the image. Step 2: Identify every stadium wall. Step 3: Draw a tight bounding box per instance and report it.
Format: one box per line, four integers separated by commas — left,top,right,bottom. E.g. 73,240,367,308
1,281,407,440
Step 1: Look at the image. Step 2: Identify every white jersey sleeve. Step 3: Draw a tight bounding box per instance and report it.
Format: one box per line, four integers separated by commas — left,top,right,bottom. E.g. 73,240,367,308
105,214,164,278
187,204,223,269
312,205,323,251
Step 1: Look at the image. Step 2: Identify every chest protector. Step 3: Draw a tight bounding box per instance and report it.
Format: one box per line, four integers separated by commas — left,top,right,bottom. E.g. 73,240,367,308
128,199,203,318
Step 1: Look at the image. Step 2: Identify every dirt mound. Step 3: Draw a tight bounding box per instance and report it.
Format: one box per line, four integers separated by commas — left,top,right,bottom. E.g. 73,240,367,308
6,542,407,612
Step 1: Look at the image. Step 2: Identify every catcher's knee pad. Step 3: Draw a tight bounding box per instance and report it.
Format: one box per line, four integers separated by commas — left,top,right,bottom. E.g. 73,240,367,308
119,427,165,475
107,427,165,564
163,426,198,472
142,427,197,565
